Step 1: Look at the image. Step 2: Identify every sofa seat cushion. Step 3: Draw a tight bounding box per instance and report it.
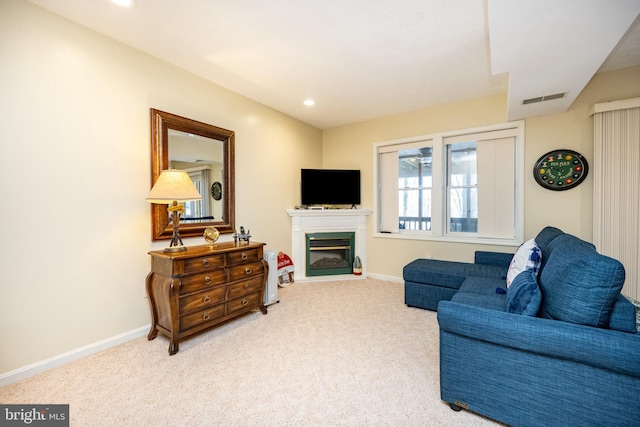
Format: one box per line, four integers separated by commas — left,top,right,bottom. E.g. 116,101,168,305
451,276,506,311
539,234,625,328
404,281,458,311
403,259,506,291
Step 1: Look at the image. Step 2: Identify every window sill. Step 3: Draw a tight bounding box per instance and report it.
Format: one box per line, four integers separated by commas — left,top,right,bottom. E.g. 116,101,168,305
373,231,521,247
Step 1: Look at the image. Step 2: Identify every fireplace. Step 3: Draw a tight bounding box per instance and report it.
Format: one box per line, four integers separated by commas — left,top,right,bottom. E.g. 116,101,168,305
287,208,372,282
306,232,355,276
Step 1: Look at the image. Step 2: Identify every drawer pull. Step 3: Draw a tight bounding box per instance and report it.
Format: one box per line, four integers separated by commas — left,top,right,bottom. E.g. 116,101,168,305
204,276,211,284
245,267,252,275
242,299,249,306
202,312,210,321
241,252,248,260
243,283,249,290
202,259,209,267
203,295,211,304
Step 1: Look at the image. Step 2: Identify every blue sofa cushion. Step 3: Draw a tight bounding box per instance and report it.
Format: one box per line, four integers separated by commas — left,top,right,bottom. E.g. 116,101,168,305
403,258,506,290
474,251,513,268
506,270,541,316
534,226,564,253
538,234,625,328
536,226,565,272
451,277,506,311
608,294,638,333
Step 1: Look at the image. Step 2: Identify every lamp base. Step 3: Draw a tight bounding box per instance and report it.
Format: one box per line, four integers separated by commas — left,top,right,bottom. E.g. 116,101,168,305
165,206,186,253
163,245,187,253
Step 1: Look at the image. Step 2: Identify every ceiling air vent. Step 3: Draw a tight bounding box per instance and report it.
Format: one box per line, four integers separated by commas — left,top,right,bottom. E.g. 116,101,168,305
522,92,566,105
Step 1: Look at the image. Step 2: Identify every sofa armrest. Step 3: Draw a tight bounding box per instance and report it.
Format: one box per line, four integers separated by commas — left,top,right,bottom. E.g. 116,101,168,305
437,300,640,378
474,251,512,269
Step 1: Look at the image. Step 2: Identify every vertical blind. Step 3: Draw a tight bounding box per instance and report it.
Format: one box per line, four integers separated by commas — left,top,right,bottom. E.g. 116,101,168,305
592,98,640,300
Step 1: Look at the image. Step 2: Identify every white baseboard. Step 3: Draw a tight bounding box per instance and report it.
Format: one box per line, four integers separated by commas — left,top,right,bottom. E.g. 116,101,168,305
0,325,150,387
367,272,403,283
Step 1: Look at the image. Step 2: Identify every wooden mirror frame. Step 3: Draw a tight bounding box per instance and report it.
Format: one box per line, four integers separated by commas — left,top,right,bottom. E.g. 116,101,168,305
150,109,235,241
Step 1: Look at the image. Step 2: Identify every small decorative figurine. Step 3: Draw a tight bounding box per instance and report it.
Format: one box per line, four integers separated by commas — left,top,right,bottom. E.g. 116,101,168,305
353,256,362,275
234,226,251,246
277,252,294,287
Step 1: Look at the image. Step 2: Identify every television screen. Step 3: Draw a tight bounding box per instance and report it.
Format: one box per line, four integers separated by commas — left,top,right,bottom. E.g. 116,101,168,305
301,169,361,206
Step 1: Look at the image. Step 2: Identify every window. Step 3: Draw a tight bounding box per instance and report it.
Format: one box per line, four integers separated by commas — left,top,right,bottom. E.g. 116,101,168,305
375,121,524,245
182,168,212,221
399,147,432,231
447,141,477,233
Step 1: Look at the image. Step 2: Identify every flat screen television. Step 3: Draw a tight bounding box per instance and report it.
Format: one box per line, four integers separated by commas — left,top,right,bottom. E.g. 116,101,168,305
301,168,361,207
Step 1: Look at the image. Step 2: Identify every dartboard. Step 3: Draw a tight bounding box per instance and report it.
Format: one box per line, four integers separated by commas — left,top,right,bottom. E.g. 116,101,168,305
533,149,588,191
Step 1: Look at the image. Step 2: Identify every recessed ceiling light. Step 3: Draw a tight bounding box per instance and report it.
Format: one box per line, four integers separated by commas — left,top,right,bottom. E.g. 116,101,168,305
111,0,135,7
303,99,315,107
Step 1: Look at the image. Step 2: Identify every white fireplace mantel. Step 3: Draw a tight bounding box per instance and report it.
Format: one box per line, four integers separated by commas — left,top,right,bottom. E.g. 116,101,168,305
286,208,372,282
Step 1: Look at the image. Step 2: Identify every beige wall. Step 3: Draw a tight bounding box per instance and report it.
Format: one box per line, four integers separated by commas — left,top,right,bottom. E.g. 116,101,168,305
2,0,639,379
323,66,640,279
0,0,321,376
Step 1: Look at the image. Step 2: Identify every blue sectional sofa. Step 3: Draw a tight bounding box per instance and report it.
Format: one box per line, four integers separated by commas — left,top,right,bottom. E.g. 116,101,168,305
404,227,640,426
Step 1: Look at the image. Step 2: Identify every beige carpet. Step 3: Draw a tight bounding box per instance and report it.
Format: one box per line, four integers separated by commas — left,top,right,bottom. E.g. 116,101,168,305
0,278,502,426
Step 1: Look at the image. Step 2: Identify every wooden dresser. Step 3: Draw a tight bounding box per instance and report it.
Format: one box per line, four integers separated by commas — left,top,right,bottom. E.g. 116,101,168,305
146,242,268,355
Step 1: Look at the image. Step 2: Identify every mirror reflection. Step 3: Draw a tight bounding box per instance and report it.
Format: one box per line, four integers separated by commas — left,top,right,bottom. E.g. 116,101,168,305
150,109,235,241
168,130,224,223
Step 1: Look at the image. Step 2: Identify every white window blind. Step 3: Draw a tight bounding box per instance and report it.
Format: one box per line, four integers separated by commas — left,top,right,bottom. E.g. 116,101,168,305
477,137,515,239
592,98,640,300
378,150,399,233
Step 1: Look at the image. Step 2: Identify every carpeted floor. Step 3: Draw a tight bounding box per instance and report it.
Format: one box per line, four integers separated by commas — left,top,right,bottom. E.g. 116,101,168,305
0,278,503,426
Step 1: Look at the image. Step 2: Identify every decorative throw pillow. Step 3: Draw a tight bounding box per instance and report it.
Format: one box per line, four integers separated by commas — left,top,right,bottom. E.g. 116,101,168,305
506,269,542,316
506,239,542,288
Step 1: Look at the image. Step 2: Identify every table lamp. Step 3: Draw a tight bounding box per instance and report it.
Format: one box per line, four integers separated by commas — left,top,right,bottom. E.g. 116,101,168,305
147,169,202,252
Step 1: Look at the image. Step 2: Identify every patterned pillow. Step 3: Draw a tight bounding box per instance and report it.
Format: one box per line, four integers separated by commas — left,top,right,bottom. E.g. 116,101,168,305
506,239,542,288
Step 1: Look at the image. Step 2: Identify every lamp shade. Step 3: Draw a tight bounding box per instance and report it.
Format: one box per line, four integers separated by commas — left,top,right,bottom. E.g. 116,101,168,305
146,169,202,204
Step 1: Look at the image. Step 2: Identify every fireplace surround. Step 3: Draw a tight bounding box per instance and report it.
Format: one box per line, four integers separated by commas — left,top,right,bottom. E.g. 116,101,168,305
287,209,372,282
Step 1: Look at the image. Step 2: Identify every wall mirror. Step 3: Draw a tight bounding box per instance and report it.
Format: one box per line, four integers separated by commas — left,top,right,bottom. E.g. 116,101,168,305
150,109,235,241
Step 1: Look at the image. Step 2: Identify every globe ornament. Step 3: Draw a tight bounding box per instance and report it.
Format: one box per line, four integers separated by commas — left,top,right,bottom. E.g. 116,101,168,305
203,227,220,247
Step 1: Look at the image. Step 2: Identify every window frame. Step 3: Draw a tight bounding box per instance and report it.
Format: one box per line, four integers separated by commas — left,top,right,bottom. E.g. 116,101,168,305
373,121,525,246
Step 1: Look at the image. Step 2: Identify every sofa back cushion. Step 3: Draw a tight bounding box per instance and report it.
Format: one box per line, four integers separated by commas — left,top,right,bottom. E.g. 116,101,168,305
538,234,625,328
534,226,565,271
608,294,638,333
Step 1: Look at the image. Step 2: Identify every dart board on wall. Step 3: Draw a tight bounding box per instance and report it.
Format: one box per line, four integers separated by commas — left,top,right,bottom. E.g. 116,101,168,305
533,149,589,191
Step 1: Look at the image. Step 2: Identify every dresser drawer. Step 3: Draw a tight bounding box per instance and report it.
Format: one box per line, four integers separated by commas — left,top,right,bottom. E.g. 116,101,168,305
182,253,226,275
180,286,227,313
227,291,262,313
228,260,264,282
227,247,261,264
180,269,228,294
228,276,264,299
180,304,226,331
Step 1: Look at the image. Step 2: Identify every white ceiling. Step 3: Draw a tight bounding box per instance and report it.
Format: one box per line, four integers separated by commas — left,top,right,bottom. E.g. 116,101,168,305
27,0,640,129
